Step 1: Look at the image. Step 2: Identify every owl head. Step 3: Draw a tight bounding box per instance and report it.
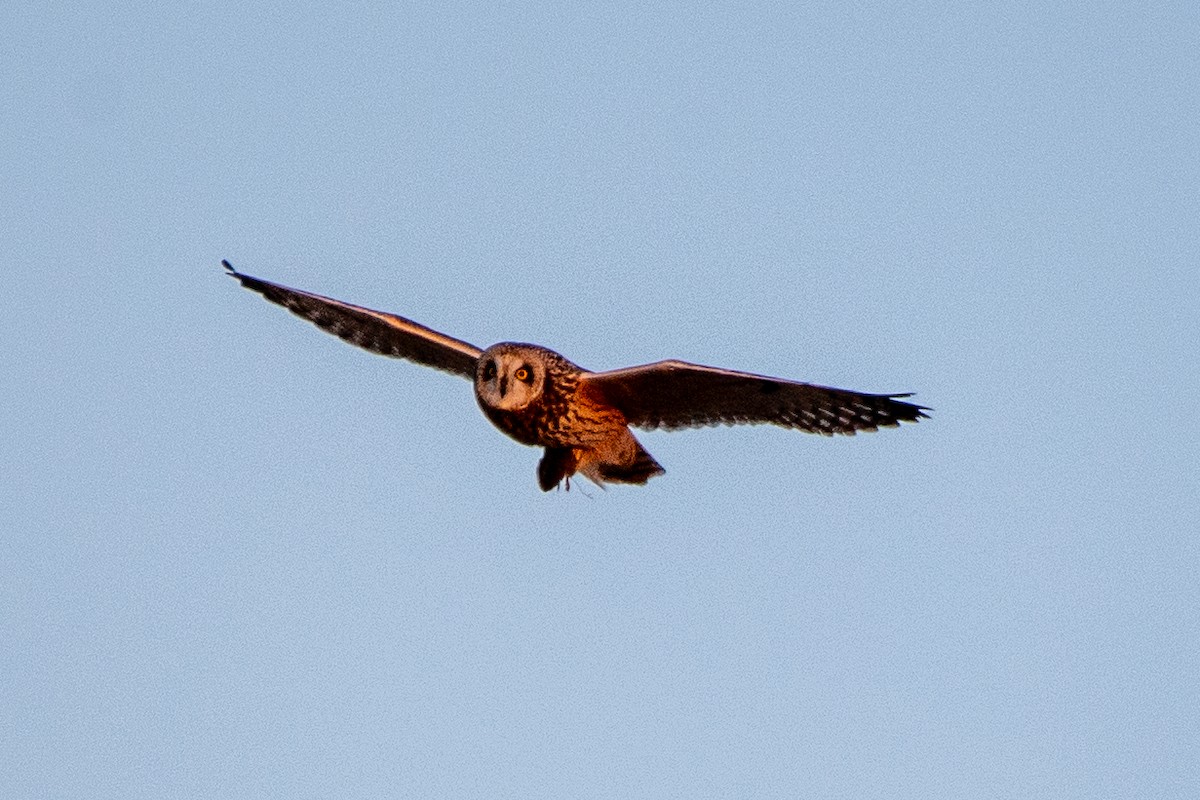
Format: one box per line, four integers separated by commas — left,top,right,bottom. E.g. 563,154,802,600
474,342,556,411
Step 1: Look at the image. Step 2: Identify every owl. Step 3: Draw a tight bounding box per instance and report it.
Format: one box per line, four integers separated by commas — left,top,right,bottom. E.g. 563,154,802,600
224,261,927,490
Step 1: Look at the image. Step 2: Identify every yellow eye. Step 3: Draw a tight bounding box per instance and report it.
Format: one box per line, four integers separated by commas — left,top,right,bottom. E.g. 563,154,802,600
515,366,531,383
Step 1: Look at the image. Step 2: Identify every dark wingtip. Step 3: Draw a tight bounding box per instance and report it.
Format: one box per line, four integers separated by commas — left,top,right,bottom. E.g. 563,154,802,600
878,392,931,424
899,397,931,422
222,260,262,292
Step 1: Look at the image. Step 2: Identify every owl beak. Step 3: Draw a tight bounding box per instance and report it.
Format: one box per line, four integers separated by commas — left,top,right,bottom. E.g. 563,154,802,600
499,376,508,398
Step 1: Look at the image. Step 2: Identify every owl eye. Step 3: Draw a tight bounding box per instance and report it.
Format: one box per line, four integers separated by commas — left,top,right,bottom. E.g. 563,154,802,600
514,365,533,384
482,360,497,381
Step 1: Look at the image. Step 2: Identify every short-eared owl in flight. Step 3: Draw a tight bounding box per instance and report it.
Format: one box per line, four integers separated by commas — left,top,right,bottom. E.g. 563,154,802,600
224,261,927,490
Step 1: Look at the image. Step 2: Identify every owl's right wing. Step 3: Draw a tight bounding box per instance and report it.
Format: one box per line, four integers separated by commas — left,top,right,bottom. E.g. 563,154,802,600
581,360,927,435
224,261,482,379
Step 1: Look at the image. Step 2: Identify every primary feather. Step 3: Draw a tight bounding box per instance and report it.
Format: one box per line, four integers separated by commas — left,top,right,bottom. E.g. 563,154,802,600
223,261,481,378
582,360,928,435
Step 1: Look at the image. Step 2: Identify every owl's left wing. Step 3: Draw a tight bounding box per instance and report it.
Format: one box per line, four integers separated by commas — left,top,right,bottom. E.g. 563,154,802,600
224,261,483,379
581,360,928,435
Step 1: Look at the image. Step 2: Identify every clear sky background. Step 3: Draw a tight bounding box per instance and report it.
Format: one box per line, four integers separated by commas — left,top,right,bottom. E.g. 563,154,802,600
3,2,1197,798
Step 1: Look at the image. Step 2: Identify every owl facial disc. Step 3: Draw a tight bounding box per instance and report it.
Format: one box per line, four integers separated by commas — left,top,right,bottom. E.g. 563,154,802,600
474,343,547,411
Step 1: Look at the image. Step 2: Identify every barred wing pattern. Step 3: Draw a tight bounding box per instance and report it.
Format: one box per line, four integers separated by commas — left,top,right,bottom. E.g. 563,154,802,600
223,261,482,379
582,360,927,435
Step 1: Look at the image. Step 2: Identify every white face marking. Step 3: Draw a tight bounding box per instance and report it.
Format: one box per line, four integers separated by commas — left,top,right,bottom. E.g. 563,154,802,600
475,346,545,411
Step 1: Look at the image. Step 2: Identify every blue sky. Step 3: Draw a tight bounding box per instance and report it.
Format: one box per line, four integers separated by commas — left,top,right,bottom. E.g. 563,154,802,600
3,1,1197,797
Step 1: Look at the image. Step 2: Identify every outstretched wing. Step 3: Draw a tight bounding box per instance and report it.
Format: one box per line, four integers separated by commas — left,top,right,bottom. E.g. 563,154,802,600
223,261,482,379
581,360,928,435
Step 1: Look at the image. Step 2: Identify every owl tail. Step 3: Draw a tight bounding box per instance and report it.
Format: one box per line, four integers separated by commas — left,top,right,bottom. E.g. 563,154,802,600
592,433,665,486
538,435,664,491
